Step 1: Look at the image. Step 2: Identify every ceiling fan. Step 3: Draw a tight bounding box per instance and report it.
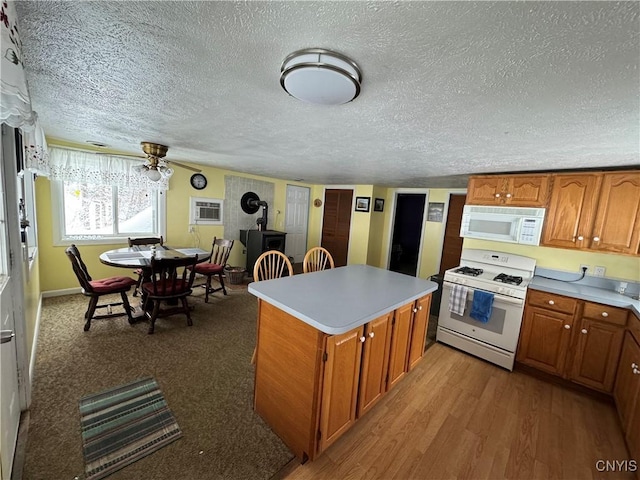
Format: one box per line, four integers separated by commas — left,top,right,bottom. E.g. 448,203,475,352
131,142,201,181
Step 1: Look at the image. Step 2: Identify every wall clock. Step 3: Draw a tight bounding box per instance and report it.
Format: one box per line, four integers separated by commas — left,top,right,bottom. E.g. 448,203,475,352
190,173,207,190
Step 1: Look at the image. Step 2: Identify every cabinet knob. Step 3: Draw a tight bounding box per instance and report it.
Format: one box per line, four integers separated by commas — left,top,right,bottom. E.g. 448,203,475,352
495,193,501,198
601,312,608,318
564,324,571,329
548,300,555,305
581,329,588,334
506,193,512,198
593,236,600,242
632,363,638,369
369,332,375,338
577,235,584,241
418,305,423,311
634,368,640,375
360,336,366,343
413,308,418,313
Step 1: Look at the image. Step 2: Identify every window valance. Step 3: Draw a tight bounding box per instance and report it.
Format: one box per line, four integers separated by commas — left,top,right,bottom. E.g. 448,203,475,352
49,147,169,190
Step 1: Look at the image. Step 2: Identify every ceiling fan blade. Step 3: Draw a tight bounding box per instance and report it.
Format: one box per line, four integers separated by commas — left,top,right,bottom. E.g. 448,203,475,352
168,160,202,173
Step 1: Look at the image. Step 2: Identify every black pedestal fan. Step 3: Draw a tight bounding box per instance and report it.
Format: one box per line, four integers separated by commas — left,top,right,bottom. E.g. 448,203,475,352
241,192,269,231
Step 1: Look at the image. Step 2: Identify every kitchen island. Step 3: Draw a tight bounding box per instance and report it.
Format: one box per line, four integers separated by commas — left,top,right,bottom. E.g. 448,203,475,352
248,264,437,461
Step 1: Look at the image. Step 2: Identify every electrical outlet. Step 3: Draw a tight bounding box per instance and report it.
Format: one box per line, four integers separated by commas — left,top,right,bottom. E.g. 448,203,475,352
580,264,590,274
594,266,606,277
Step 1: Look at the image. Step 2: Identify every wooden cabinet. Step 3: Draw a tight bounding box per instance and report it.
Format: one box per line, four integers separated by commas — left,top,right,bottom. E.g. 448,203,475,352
517,290,577,375
467,174,550,207
518,291,628,393
407,295,432,371
357,313,392,417
542,171,640,254
613,320,640,462
253,294,432,461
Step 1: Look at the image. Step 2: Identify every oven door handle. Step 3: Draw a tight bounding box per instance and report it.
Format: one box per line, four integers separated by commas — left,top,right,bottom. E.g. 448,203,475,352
443,282,524,306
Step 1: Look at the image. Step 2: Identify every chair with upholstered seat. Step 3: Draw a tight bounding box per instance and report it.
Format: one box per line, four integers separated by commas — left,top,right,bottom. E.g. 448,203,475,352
65,244,137,331
141,255,198,334
302,246,335,273
192,237,234,303
251,250,293,364
128,236,164,296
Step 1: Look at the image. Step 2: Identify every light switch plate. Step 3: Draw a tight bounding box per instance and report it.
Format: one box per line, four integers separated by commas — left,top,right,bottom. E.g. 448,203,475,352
594,266,606,277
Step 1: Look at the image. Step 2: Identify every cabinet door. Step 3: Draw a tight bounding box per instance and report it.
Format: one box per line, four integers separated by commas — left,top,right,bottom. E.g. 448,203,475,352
387,303,414,390
357,313,392,417
626,394,640,467
407,295,431,371
318,326,364,452
505,175,550,207
466,176,505,205
570,318,625,392
516,306,574,376
589,172,640,255
614,332,640,431
542,174,602,249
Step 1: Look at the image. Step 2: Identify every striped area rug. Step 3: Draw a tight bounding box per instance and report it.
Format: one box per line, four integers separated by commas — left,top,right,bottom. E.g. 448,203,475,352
79,377,182,480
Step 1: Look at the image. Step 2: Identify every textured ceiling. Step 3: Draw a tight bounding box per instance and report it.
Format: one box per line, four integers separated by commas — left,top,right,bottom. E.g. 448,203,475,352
15,1,640,188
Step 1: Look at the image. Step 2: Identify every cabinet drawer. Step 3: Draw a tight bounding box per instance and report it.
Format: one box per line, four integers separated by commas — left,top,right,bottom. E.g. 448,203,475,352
582,302,628,327
527,290,578,315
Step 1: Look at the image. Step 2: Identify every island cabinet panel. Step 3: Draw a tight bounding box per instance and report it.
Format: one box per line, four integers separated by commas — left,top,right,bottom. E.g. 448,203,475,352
407,294,432,371
357,313,392,418
614,329,640,462
387,302,414,390
589,172,640,255
253,300,325,461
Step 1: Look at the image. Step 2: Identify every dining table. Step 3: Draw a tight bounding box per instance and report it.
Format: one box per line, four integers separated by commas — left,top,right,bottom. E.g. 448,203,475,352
99,245,211,309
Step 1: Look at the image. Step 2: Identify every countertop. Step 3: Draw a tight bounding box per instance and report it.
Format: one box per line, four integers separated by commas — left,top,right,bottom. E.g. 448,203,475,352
529,276,640,317
248,264,438,335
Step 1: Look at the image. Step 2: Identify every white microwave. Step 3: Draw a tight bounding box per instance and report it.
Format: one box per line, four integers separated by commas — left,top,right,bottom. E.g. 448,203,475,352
460,205,545,245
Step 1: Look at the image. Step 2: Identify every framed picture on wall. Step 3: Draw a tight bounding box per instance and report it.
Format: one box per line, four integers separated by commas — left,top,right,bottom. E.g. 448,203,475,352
355,196,371,212
374,198,385,212
427,202,444,222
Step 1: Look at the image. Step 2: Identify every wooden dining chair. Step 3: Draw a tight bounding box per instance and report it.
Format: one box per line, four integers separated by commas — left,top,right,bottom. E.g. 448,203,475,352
141,255,198,334
302,246,335,273
252,250,293,281
127,236,164,296
65,244,137,331
192,237,234,303
251,250,293,363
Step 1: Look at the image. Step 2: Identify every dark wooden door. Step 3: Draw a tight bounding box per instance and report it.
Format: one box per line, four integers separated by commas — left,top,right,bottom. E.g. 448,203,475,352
438,194,466,276
321,189,353,267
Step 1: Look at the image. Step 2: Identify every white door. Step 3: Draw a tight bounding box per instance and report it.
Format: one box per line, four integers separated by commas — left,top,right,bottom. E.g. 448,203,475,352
284,185,310,263
0,126,20,480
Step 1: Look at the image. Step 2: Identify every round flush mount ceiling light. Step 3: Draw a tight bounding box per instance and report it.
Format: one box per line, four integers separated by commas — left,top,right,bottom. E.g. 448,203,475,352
280,48,362,105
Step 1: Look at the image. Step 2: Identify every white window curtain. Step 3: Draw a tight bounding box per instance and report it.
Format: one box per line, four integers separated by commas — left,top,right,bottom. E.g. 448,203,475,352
49,147,170,190
0,0,35,130
23,115,50,176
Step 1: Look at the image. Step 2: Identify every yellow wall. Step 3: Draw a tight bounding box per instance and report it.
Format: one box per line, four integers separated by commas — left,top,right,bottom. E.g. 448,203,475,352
367,186,389,266
418,189,448,278
463,238,640,281
348,185,374,264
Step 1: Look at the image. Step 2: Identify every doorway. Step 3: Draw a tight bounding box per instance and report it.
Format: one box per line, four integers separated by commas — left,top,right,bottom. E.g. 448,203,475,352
389,193,427,276
321,189,353,267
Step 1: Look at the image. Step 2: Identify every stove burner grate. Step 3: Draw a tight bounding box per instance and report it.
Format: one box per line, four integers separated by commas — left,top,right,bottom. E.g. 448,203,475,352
454,267,484,277
493,273,523,286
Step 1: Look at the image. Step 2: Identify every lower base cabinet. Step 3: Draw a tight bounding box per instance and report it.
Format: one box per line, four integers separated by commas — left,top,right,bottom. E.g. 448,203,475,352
254,294,431,461
614,328,640,462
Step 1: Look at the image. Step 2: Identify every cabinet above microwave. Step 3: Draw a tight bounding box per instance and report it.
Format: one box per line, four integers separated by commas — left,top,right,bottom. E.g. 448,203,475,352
467,174,550,207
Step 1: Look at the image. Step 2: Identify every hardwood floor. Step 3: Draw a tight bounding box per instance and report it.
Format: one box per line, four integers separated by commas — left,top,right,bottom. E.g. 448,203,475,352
284,343,633,480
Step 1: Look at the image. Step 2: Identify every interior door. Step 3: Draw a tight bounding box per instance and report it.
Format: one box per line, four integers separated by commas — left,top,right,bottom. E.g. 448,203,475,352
0,126,21,480
438,194,466,276
321,189,353,267
284,185,310,263
389,193,426,276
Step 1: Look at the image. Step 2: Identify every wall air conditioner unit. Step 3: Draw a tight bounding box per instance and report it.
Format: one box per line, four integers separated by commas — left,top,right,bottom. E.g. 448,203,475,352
189,197,223,225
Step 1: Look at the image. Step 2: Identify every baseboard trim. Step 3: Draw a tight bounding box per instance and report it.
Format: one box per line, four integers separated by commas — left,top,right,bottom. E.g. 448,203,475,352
28,294,44,386
42,287,81,298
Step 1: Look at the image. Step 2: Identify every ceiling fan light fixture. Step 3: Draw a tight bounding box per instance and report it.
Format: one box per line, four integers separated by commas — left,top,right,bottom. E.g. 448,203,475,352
145,168,162,181
280,48,362,105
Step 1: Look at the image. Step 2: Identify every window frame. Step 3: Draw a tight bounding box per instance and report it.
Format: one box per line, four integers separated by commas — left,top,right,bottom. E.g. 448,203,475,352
50,180,167,246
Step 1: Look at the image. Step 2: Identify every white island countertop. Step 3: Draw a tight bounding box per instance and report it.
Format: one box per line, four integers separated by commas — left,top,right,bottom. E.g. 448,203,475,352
248,264,438,335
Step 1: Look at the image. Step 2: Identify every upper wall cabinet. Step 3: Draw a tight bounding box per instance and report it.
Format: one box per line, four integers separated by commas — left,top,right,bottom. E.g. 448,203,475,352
467,174,550,207
542,171,640,255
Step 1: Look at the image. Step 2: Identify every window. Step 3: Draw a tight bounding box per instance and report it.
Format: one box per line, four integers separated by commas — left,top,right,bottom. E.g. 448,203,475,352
52,181,166,244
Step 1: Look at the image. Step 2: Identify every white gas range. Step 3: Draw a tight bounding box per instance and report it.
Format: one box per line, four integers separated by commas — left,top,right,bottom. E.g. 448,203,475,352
436,249,536,371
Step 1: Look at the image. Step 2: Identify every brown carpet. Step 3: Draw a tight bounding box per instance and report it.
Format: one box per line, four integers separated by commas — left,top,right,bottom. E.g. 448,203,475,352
23,284,294,480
